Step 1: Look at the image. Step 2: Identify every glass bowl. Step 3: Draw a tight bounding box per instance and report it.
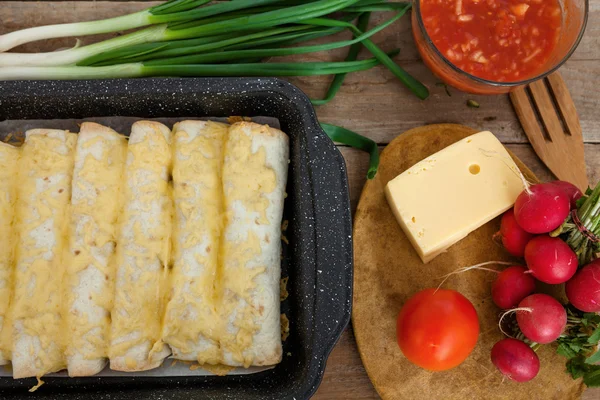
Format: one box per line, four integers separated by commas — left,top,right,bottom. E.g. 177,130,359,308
412,0,589,94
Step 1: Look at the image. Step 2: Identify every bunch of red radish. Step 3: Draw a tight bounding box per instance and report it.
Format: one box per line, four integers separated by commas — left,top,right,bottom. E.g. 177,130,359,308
490,180,599,383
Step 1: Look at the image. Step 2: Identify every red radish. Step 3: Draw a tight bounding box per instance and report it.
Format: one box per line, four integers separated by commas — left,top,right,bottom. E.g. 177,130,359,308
565,260,600,312
514,183,570,234
551,180,583,209
516,294,566,344
524,236,577,284
491,266,536,309
491,338,540,382
496,209,535,257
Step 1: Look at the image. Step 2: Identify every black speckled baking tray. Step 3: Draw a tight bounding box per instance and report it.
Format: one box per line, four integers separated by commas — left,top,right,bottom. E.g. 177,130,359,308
0,78,353,400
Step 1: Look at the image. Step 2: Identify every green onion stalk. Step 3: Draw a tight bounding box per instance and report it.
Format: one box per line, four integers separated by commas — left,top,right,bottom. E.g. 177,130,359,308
80,7,408,66
551,182,600,266
0,0,361,66
321,123,380,179
300,12,428,99
311,12,371,106
0,0,429,102
0,55,394,80
0,0,281,53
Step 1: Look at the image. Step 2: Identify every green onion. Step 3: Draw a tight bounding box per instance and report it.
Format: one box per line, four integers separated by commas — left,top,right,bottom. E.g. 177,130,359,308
0,0,213,52
226,26,346,50
0,25,169,67
0,53,396,80
0,0,361,67
321,123,380,179
149,0,210,15
166,4,291,31
0,0,299,53
139,9,404,66
164,0,361,39
303,6,430,100
0,0,428,103
312,12,371,106
148,0,288,24
79,26,316,66
84,15,357,67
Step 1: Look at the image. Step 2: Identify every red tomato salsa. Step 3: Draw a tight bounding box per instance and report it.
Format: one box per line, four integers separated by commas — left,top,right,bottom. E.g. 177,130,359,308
420,0,562,82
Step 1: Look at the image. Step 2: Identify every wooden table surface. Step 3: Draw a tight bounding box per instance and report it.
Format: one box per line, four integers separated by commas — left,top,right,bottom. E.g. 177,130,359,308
1,1,599,399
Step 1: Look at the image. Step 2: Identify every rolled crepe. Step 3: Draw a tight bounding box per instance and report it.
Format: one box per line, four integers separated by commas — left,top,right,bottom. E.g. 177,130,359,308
0,143,20,365
65,123,127,377
12,129,77,379
109,121,172,372
162,121,228,365
220,122,288,367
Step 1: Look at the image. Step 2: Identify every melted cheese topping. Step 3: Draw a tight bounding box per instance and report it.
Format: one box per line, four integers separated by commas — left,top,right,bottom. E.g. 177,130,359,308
12,130,77,378
163,121,287,369
109,122,172,371
0,143,21,363
65,123,127,373
220,122,283,367
2,120,287,376
194,363,234,376
162,121,228,365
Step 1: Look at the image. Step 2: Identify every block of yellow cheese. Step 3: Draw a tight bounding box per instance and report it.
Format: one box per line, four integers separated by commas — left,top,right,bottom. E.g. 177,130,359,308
385,131,525,263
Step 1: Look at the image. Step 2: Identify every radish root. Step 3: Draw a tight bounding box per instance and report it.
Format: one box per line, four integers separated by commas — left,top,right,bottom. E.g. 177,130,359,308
498,307,532,337
436,261,516,291
491,230,504,248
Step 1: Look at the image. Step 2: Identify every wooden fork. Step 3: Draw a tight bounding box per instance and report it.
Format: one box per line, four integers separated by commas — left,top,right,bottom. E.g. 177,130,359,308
510,71,588,191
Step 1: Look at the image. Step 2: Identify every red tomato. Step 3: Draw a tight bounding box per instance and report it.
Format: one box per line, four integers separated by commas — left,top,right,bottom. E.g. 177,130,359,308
396,288,479,371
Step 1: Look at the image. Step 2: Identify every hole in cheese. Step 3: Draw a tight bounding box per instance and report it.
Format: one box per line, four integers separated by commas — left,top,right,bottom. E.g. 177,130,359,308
469,164,481,175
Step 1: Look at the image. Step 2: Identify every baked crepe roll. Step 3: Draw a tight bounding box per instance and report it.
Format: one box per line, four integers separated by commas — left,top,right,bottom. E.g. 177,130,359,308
12,129,77,379
162,121,228,365
109,121,172,372
0,143,20,365
65,123,127,377
220,122,288,367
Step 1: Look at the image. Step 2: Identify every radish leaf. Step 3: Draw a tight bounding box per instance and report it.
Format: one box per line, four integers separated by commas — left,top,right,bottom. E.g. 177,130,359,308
584,368,600,387
586,349,600,365
588,326,600,344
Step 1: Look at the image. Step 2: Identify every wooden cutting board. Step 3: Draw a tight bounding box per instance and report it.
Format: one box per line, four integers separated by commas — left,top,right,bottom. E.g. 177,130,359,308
352,124,584,400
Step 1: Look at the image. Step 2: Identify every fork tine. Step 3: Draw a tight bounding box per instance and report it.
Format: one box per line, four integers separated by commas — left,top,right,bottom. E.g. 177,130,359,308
510,87,546,144
546,72,583,139
511,74,588,191
528,79,565,142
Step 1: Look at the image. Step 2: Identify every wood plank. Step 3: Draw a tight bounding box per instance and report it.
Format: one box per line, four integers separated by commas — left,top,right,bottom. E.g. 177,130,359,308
296,59,600,145
315,327,378,400
1,2,599,144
